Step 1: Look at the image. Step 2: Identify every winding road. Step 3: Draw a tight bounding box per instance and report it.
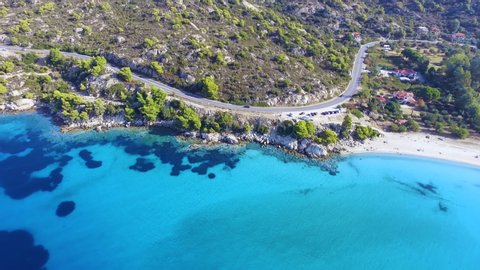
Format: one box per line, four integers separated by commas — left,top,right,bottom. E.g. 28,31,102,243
0,41,378,113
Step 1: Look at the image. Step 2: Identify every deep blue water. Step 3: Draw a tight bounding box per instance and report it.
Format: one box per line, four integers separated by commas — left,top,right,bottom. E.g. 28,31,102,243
1,113,480,270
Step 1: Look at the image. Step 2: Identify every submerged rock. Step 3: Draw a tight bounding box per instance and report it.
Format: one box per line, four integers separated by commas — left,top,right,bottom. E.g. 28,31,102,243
56,201,76,217
0,230,49,270
129,158,155,172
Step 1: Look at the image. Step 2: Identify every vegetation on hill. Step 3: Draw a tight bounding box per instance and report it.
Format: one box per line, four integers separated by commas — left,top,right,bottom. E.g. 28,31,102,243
0,0,358,105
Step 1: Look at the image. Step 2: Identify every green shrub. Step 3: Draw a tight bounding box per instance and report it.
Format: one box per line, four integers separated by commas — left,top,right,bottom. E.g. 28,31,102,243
294,120,315,139
0,61,15,73
200,76,219,99
118,67,134,82
150,61,164,75
354,125,380,140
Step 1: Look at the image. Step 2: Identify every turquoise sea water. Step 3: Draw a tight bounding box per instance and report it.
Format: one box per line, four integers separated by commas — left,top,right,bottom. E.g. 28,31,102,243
1,113,480,270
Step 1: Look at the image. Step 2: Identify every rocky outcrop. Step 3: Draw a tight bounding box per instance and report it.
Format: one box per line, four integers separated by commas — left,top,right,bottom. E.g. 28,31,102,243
269,134,298,150
181,130,333,159
305,144,328,158
223,134,239,144
1,99,36,111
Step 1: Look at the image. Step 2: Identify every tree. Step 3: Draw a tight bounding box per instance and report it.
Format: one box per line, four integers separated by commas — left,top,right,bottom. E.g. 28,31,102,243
317,129,338,145
89,56,107,76
385,101,402,119
255,124,269,134
176,107,201,130
137,93,160,123
415,86,441,102
277,120,294,135
340,115,353,138
136,85,166,123
118,67,134,82
294,120,315,139
124,105,136,122
48,48,63,66
215,111,234,130
200,76,219,99
354,125,380,140
447,19,460,33
92,99,106,116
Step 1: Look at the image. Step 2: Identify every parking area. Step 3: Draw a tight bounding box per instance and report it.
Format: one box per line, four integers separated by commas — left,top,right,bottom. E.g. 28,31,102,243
282,108,346,122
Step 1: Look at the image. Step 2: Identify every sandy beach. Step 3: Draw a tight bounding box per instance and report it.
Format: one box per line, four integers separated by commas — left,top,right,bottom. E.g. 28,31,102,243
343,131,480,167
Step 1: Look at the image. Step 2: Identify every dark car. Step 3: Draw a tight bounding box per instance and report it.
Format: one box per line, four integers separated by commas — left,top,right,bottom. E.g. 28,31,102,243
243,105,250,108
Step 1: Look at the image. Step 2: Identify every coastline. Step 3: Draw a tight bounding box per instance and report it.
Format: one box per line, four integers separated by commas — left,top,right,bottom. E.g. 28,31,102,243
2,111,480,167
342,131,480,167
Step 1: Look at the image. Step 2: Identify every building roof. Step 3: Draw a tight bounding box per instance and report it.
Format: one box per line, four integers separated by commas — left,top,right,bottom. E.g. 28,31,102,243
396,69,417,77
393,91,414,99
352,32,361,38
453,32,466,38
417,26,429,32
376,96,387,102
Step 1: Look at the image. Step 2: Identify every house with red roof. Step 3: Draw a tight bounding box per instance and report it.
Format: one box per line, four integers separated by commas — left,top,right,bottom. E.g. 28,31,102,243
351,32,362,43
394,69,418,80
451,32,466,42
376,96,387,103
393,91,416,105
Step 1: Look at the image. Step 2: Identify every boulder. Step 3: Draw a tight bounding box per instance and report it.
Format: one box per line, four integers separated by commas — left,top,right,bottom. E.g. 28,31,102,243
115,36,126,44
201,132,221,143
223,134,239,144
305,144,328,158
9,99,35,111
299,139,310,151
270,134,298,150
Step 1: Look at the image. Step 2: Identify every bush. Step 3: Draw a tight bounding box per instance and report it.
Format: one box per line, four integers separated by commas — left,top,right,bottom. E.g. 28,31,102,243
118,67,134,82
256,124,269,135
316,129,338,145
350,108,364,119
0,61,15,73
200,76,219,99
354,125,380,140
449,125,469,139
48,48,63,66
176,107,201,131
150,61,164,75
294,120,315,139
0,84,7,95
405,119,420,132
277,120,294,136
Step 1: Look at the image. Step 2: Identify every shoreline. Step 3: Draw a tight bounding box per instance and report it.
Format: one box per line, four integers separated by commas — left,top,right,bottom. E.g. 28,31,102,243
2,111,480,167
342,131,480,167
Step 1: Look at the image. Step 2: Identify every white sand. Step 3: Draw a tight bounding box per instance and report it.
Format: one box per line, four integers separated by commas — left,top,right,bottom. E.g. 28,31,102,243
343,131,480,167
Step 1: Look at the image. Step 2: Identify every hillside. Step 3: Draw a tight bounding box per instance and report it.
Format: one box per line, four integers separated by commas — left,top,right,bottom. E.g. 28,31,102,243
274,0,480,39
0,0,356,105
0,0,478,105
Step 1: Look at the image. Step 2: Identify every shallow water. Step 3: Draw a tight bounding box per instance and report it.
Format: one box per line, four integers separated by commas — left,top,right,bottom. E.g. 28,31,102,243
1,114,480,270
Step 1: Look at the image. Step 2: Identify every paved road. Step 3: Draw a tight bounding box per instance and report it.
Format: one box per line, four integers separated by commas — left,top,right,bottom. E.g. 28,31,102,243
0,41,378,113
